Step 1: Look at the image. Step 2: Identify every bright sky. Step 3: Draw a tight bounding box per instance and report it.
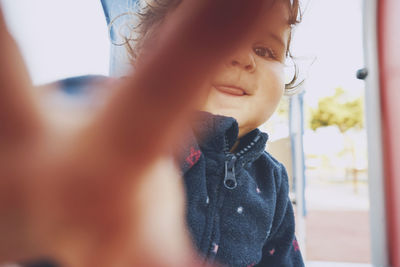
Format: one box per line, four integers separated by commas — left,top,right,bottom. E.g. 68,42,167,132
1,0,365,105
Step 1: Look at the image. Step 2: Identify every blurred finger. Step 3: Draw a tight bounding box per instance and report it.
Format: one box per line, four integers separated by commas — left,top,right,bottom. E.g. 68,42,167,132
0,6,42,145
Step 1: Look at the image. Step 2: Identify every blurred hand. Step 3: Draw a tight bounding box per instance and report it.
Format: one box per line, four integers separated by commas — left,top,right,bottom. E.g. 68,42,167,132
0,1,267,266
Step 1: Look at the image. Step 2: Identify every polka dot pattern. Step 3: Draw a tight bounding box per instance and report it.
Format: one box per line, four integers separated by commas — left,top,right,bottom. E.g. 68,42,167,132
237,206,244,214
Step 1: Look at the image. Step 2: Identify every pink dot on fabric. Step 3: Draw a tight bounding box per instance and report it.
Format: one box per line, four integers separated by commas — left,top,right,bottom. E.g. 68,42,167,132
212,243,219,254
256,187,261,194
269,248,275,255
293,239,300,252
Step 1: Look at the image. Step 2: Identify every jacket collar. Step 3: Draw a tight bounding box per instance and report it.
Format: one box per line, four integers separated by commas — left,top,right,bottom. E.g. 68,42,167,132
191,111,239,153
179,112,268,174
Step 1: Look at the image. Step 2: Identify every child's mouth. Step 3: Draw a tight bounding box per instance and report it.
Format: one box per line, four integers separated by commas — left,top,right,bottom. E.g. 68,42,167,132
213,85,247,96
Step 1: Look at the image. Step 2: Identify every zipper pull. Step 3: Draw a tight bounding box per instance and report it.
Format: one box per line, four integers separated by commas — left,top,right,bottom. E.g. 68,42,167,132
224,155,237,189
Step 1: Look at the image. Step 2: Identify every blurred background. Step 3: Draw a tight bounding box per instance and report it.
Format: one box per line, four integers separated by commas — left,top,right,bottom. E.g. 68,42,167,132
1,0,371,265
1,0,110,85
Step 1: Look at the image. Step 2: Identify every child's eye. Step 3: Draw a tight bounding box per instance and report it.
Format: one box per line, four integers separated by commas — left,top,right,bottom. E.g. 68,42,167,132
253,46,276,60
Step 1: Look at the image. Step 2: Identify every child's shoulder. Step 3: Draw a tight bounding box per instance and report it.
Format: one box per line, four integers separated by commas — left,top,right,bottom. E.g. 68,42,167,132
258,149,288,175
260,150,284,169
256,150,290,190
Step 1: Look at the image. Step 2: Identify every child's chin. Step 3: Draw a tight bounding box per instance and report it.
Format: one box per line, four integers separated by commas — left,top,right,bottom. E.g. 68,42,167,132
201,106,240,120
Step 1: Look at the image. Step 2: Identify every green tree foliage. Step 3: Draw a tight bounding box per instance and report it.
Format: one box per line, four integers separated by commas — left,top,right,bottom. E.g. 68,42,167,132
309,88,364,133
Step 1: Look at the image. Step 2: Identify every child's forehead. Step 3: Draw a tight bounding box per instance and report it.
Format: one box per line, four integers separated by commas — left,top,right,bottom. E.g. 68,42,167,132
259,1,291,27
254,2,292,40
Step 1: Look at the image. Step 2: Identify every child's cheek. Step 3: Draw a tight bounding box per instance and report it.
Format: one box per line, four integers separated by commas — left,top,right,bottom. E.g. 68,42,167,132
260,62,285,99
271,62,286,91
256,63,285,122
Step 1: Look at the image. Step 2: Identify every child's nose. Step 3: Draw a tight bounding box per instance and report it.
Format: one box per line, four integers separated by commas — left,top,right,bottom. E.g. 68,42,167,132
230,52,256,72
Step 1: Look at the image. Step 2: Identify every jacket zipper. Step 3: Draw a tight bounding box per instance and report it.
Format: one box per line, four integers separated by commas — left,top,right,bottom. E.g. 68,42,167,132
224,154,237,189
205,141,237,261
223,135,238,190
223,133,261,190
205,133,260,259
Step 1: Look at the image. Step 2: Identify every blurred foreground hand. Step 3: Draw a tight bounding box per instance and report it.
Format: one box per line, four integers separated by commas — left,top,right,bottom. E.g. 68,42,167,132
0,1,267,266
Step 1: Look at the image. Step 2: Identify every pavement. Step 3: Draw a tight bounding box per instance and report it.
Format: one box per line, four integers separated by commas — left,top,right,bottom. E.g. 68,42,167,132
302,172,371,264
305,210,371,263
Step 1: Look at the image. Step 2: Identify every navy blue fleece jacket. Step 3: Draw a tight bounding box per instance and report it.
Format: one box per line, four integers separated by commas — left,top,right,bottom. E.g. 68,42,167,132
179,112,304,267
25,76,304,267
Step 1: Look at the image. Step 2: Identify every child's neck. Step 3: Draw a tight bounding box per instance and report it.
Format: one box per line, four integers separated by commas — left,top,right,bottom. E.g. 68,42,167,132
231,126,251,152
230,141,240,153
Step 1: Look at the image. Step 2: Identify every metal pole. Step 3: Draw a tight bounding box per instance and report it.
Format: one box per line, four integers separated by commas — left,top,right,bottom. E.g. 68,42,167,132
289,92,307,258
363,0,389,265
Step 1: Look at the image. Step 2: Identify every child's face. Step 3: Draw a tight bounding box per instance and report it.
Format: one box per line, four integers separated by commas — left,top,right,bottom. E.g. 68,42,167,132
201,2,291,137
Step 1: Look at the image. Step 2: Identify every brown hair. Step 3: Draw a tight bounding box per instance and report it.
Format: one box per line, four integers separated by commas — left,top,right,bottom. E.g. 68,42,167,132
115,0,302,92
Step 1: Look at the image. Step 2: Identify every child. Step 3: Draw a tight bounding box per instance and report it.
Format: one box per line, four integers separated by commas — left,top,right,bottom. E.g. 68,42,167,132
0,0,304,266
126,0,305,266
